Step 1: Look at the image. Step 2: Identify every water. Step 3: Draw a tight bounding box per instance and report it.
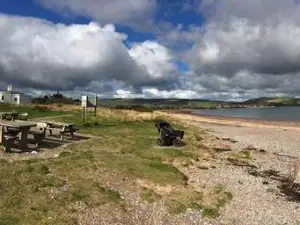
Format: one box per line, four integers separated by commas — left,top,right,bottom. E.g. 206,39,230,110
192,106,300,122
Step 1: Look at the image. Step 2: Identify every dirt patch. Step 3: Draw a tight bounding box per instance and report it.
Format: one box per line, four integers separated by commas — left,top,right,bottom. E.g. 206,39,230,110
221,138,237,143
136,179,176,195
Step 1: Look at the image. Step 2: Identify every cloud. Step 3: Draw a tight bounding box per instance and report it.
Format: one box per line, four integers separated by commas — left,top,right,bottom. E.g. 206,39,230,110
184,0,300,99
37,0,156,28
0,14,176,92
198,0,300,24
129,41,177,81
188,20,300,76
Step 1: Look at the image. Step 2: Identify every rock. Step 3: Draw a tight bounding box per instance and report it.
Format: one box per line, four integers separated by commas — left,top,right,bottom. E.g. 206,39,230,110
266,188,276,193
262,180,269,185
181,161,189,167
31,151,38,154
294,175,300,185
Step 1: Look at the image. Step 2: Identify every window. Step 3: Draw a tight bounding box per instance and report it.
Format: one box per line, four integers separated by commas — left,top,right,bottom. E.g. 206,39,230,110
1,96,3,101
14,97,18,102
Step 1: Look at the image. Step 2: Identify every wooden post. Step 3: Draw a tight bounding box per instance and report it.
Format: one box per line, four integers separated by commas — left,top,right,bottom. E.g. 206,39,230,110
85,107,87,124
82,107,87,124
0,125,3,144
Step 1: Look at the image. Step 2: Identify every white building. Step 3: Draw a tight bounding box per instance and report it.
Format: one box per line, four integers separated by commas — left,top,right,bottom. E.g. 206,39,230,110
0,85,32,105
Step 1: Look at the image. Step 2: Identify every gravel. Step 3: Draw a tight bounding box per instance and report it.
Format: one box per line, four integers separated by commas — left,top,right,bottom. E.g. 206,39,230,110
189,122,300,225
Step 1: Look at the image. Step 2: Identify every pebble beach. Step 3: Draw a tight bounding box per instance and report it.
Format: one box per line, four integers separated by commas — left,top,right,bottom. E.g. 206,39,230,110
172,111,300,225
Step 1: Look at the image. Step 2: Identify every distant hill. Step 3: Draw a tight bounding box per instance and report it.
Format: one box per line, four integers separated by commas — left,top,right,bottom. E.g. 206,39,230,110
97,97,300,109
242,97,300,106
98,98,227,109
31,95,300,109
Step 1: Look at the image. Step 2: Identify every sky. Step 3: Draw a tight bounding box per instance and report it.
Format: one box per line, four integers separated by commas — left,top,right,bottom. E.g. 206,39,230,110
1,0,300,101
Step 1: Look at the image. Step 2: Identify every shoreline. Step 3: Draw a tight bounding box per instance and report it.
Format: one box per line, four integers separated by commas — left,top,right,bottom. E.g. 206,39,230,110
168,110,300,130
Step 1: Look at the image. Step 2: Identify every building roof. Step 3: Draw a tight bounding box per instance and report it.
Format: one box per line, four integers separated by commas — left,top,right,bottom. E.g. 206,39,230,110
0,91,24,95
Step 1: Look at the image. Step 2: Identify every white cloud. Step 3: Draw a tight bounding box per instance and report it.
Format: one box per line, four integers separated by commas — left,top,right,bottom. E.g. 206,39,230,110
129,41,177,80
113,87,199,99
183,0,300,99
38,0,156,27
0,14,176,91
188,20,300,76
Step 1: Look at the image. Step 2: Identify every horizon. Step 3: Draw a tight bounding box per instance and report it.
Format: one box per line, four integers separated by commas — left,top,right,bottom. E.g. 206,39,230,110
1,1,300,101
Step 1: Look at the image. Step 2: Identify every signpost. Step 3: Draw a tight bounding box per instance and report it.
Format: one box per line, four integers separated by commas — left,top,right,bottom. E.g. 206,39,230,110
81,94,98,124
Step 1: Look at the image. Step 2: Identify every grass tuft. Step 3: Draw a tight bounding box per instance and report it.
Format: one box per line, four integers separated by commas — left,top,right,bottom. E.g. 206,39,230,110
140,188,162,203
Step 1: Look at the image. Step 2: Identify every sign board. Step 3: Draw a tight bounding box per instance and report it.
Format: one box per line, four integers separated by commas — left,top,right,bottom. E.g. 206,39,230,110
81,94,98,108
81,94,98,124
81,96,88,108
88,95,98,107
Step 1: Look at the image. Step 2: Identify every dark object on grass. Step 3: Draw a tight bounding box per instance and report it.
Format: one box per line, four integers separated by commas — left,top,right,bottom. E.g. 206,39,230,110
155,120,184,147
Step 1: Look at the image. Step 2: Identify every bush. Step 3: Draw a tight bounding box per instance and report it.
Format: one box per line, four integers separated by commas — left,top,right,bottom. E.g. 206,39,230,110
33,106,49,112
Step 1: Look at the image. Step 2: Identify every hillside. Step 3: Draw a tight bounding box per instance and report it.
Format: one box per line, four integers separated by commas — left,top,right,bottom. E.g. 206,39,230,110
98,99,227,109
31,95,300,109
242,97,300,106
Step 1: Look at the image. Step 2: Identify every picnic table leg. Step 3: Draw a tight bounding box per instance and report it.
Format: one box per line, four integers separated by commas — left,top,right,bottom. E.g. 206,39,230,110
69,125,74,139
70,130,74,139
19,129,29,151
0,126,3,145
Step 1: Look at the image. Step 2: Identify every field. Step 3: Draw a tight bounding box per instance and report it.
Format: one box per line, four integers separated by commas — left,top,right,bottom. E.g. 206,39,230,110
97,99,225,109
0,104,233,225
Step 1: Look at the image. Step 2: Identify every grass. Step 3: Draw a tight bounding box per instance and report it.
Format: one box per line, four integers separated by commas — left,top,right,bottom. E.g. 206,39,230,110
200,185,233,218
0,105,232,223
166,189,203,214
0,151,125,224
0,103,66,118
230,151,254,161
140,188,162,203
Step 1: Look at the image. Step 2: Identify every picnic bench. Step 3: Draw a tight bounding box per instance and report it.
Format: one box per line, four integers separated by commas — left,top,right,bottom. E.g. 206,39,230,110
0,120,37,151
39,121,78,140
0,112,19,121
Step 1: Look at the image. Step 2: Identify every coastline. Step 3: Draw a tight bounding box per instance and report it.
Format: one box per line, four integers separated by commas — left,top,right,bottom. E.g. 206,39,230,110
167,109,300,224
168,109,300,130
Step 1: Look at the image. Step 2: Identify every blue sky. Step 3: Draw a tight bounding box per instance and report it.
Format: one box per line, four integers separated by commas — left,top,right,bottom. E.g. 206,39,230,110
1,0,300,100
0,0,203,43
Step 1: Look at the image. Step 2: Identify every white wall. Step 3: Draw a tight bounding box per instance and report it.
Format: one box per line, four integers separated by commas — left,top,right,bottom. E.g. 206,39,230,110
19,95,31,104
0,92,31,104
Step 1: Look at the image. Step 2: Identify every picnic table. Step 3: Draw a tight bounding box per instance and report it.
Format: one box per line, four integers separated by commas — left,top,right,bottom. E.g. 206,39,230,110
39,121,77,140
0,112,19,121
0,120,36,151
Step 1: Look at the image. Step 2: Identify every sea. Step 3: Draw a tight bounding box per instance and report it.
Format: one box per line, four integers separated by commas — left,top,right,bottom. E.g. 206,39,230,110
192,106,300,122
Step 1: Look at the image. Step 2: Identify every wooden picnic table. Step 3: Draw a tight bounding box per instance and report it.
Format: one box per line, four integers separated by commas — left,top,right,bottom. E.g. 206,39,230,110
0,120,36,151
0,112,19,121
39,121,77,140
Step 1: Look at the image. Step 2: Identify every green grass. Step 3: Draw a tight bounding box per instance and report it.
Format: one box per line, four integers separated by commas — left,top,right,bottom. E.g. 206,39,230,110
140,188,162,203
0,151,125,225
0,105,232,223
200,185,233,219
0,103,66,118
166,189,203,214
